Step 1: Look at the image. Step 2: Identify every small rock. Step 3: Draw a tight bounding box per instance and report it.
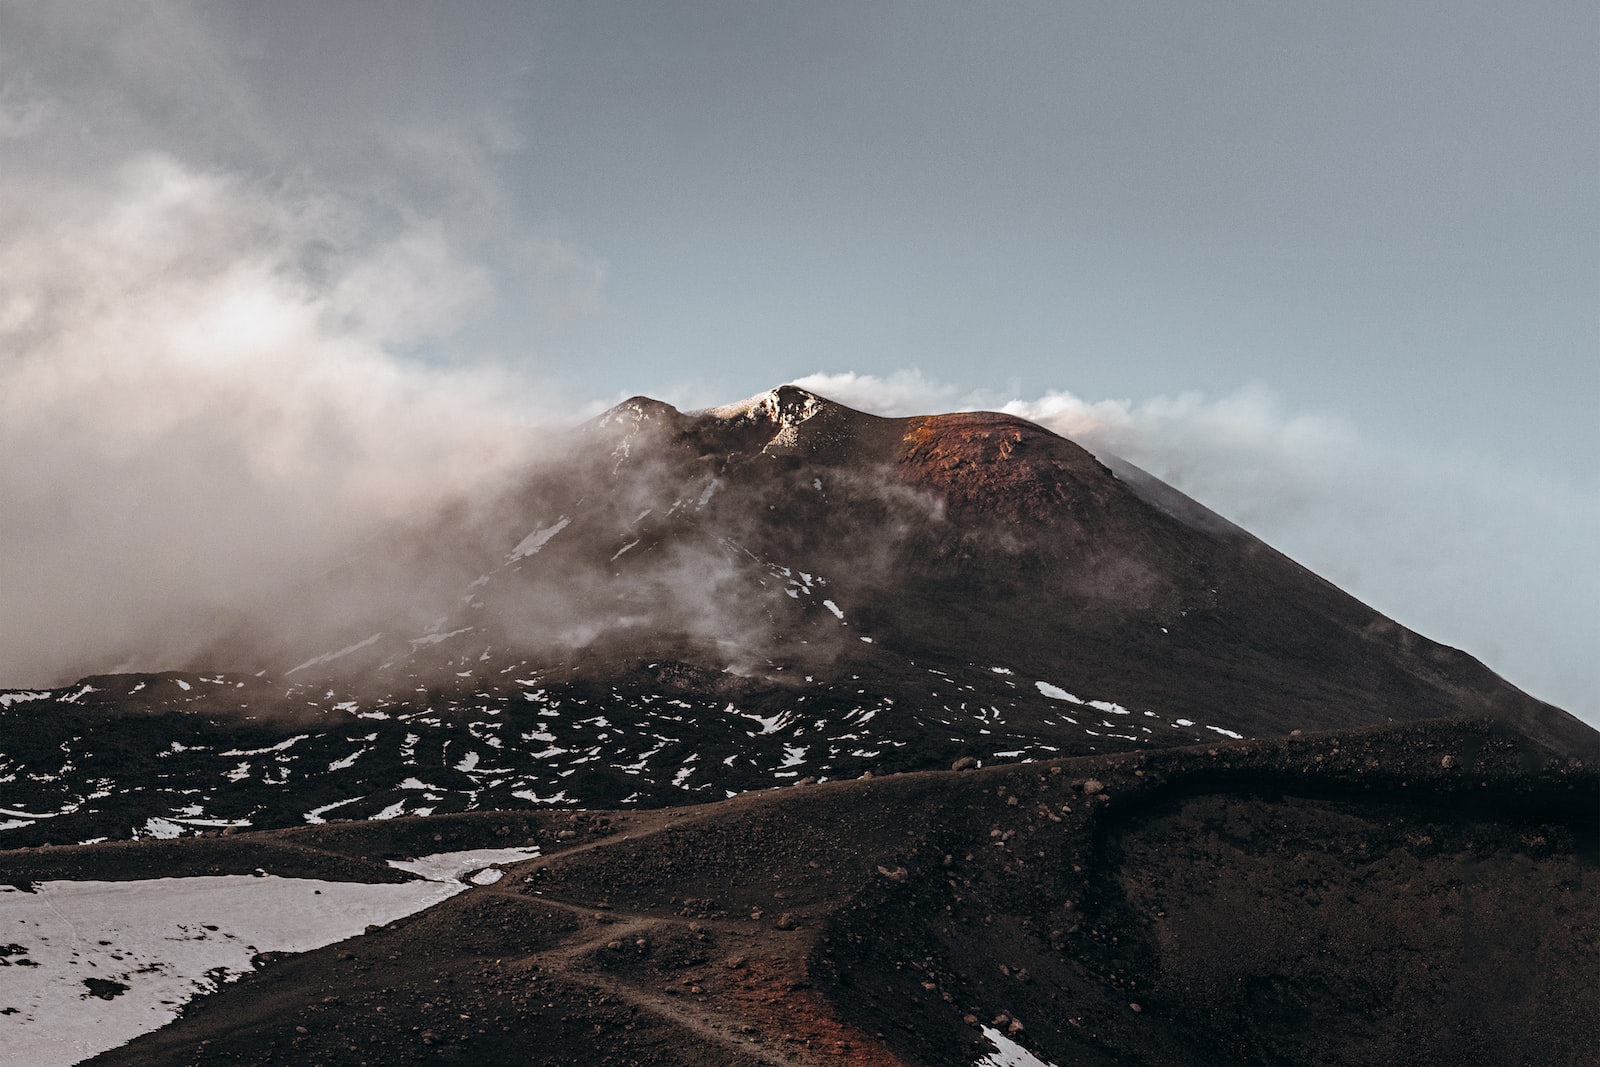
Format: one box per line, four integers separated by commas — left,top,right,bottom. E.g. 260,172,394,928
1441,754,1456,769
1081,779,1105,796
952,756,979,772
774,912,797,930
1129,1002,1142,1013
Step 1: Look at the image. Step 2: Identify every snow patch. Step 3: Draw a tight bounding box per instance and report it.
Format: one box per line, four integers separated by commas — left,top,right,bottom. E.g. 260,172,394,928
408,627,473,648
287,634,382,675
387,847,542,884
509,517,571,560
303,797,366,824
139,817,183,839
977,1025,1059,1067
0,875,463,1067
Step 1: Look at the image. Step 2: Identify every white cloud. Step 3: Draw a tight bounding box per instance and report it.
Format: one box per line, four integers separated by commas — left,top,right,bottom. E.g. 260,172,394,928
0,7,567,686
789,368,975,415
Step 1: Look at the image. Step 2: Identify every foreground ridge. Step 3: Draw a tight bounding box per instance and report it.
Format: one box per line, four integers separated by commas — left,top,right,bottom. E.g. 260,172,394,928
6,719,1594,1066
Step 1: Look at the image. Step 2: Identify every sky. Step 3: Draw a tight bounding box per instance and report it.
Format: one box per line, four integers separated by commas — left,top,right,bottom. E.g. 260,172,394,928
0,2,1594,721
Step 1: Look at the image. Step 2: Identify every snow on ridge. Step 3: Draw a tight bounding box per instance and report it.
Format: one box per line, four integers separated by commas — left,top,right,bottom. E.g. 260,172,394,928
0,691,53,707
387,846,541,884
139,817,181,840
303,796,366,824
409,627,473,649
0,806,59,821
699,387,826,450
509,517,571,560
220,735,309,757
287,633,383,675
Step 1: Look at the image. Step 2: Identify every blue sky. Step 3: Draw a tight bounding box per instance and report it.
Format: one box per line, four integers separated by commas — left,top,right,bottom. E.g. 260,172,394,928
0,2,1594,721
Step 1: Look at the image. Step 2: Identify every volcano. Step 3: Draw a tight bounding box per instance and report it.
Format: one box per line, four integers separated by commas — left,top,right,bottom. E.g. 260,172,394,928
1,388,1594,1066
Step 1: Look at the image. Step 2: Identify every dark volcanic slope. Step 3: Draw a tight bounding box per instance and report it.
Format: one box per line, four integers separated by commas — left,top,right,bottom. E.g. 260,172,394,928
58,719,1598,1067
285,384,1589,750
1,386,1591,848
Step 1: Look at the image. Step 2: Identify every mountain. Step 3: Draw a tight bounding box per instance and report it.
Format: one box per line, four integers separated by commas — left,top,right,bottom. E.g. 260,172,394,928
0,387,1590,849
1,387,1594,1066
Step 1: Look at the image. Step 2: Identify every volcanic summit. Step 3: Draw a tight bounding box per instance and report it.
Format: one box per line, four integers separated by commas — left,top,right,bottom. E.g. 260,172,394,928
1,387,1593,1066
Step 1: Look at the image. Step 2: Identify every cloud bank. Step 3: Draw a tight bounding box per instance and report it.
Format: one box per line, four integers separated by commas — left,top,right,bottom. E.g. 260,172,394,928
0,5,568,685
793,371,1599,724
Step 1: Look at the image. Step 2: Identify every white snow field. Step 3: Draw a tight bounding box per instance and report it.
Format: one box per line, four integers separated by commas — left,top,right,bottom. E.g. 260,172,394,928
0,846,538,1066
